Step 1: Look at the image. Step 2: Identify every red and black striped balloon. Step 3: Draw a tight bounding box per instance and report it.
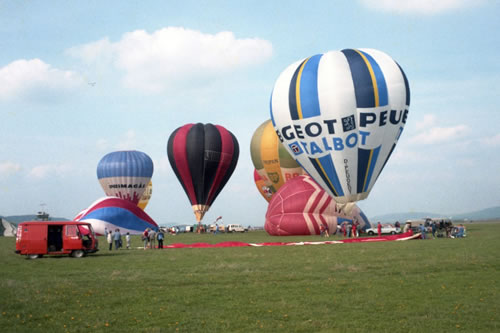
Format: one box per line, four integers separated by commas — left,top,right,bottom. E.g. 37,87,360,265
167,123,239,222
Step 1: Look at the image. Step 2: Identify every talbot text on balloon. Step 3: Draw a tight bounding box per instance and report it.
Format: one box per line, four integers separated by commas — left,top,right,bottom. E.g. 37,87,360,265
291,131,369,155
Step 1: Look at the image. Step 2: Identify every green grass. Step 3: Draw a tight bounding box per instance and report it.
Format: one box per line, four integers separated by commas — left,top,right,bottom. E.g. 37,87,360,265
1,223,499,332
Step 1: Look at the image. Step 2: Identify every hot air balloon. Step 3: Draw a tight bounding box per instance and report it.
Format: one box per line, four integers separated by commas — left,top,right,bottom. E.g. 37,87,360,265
270,49,410,204
75,197,159,235
97,150,154,205
250,119,304,201
167,123,239,223
254,169,273,201
265,175,371,236
138,181,153,210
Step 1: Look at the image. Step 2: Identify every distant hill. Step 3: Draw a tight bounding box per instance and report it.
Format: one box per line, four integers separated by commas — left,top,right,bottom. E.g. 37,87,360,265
371,206,500,223
0,215,70,224
452,206,500,221
370,212,443,223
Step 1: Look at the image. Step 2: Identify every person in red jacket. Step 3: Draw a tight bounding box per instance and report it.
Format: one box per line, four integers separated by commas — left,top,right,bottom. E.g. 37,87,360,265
377,222,382,237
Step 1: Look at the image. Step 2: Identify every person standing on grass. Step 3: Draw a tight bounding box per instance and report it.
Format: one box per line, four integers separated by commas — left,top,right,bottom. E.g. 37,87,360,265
157,229,165,249
377,222,382,237
319,224,329,237
431,222,437,238
113,229,122,249
149,228,156,249
419,224,426,239
352,222,357,238
126,232,131,249
107,230,113,250
142,228,149,249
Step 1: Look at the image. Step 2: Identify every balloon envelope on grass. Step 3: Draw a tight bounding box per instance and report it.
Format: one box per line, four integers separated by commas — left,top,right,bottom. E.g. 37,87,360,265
265,175,371,236
270,48,410,204
75,197,159,235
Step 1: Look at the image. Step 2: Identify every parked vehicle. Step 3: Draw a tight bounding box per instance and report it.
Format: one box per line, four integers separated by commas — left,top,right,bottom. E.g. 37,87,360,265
365,224,398,235
15,221,99,259
226,224,246,233
404,219,432,233
208,224,225,233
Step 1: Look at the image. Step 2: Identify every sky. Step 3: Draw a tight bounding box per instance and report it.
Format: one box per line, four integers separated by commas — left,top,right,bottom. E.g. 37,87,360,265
1,0,499,226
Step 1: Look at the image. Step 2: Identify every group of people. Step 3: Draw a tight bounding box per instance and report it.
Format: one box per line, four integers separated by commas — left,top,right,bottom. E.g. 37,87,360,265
450,224,467,238
318,221,362,238
341,221,361,238
106,228,131,250
142,228,165,249
414,221,467,239
105,227,167,250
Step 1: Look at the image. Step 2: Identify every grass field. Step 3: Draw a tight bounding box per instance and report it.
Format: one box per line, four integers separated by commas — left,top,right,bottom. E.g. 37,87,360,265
1,222,499,332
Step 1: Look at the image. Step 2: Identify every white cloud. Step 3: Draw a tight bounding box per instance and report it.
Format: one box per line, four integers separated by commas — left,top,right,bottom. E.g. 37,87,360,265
360,0,485,14
115,130,137,150
27,164,72,180
68,27,273,93
96,138,110,151
96,130,141,152
0,161,22,177
0,59,83,102
415,114,437,131
153,156,171,174
409,124,469,144
389,149,426,165
67,38,114,65
480,133,500,146
414,76,500,106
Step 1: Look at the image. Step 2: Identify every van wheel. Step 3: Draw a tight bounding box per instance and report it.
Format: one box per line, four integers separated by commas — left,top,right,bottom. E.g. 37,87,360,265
368,231,374,236
391,231,396,235
71,250,85,258
28,254,40,259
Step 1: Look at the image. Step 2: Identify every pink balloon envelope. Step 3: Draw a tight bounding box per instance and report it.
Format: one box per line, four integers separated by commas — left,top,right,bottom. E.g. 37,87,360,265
265,175,369,236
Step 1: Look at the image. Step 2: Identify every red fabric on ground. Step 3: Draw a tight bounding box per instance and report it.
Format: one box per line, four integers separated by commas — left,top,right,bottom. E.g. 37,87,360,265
163,231,417,249
341,230,415,243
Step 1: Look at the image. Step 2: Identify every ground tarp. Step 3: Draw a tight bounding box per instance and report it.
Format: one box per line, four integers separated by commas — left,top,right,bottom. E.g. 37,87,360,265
163,231,419,249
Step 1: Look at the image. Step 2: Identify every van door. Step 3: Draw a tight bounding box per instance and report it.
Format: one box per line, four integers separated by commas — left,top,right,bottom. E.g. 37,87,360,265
47,225,64,252
65,225,83,250
25,224,47,254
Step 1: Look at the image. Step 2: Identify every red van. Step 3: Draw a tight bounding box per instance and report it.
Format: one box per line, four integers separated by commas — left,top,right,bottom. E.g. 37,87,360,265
15,221,99,259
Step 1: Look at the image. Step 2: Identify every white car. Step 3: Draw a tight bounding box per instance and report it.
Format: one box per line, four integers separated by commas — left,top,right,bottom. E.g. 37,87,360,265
365,224,398,235
226,224,245,233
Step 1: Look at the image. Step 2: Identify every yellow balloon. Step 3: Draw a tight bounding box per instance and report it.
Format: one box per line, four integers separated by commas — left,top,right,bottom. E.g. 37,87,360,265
253,168,273,202
250,120,304,201
137,181,152,210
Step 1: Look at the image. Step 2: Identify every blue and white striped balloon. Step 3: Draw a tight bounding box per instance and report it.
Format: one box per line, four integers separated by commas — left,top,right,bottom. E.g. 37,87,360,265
97,150,154,205
270,49,410,204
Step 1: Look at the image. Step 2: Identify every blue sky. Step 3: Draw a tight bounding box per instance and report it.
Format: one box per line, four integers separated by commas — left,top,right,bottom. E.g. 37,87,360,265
1,0,499,225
